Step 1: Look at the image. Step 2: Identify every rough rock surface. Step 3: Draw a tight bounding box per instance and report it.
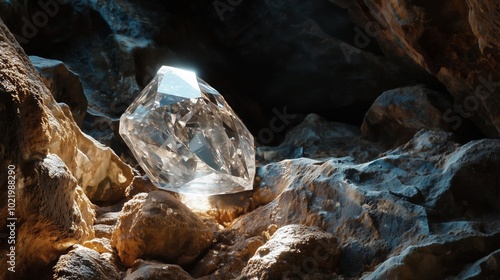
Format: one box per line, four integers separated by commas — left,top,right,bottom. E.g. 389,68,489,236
124,260,193,280
53,245,120,280
331,0,500,137
111,191,214,267
361,85,459,148
0,17,132,279
197,116,500,278
240,224,339,280
30,55,88,126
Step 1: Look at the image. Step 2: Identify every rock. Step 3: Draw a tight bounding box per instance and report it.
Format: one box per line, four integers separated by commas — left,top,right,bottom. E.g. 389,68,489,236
111,191,214,267
30,56,88,127
331,0,500,137
363,232,500,280
452,249,500,279
191,232,266,279
125,260,193,280
53,245,120,280
239,224,340,280
434,138,500,218
361,85,456,148
222,122,500,277
83,238,113,254
10,155,95,279
257,113,383,164
0,17,132,279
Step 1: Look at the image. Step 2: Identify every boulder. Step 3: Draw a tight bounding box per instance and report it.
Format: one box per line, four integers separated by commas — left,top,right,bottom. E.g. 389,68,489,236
111,191,214,267
361,85,463,148
240,224,340,280
53,245,120,280
125,260,193,280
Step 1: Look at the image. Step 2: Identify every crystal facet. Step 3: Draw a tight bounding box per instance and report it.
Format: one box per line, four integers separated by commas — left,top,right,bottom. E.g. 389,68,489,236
119,66,256,195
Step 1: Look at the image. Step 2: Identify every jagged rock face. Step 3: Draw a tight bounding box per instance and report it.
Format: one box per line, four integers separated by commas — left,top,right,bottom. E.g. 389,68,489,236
30,55,88,127
196,117,500,278
0,17,133,279
331,0,500,137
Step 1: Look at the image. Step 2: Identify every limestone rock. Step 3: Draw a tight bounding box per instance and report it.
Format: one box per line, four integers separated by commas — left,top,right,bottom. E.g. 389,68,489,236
239,224,339,280
83,238,113,254
112,191,214,267
14,154,95,278
30,56,88,126
125,260,193,280
53,245,120,280
0,16,131,279
225,122,500,277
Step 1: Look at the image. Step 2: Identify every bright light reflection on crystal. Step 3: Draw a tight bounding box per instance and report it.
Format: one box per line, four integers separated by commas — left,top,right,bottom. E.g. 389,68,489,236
120,66,256,195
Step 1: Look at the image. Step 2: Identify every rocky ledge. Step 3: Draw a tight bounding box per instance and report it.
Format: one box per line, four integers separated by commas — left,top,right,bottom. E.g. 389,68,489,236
1,0,499,279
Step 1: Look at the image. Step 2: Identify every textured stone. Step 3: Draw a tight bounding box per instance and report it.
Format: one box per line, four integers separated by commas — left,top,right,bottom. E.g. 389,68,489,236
453,249,500,279
83,238,113,254
30,56,88,127
239,224,339,280
257,113,383,164
12,155,95,279
331,0,500,137
53,245,120,280
125,260,193,280
111,191,214,267
361,85,472,148
120,66,255,195
0,16,133,279
191,232,265,279
364,233,500,280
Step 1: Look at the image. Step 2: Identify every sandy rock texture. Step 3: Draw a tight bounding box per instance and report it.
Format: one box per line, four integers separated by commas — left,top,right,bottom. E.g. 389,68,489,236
30,55,88,127
124,260,193,280
0,17,133,279
112,191,214,267
240,224,339,280
53,245,120,280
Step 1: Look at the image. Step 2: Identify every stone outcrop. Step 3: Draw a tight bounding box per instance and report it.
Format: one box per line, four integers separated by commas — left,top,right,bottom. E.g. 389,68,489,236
0,17,133,279
195,117,500,278
30,55,88,127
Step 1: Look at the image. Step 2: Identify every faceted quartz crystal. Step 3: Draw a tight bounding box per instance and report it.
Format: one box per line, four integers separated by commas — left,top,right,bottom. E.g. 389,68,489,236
120,66,255,195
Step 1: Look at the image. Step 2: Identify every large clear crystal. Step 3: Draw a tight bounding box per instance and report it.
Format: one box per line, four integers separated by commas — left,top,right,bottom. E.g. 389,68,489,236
119,66,255,195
